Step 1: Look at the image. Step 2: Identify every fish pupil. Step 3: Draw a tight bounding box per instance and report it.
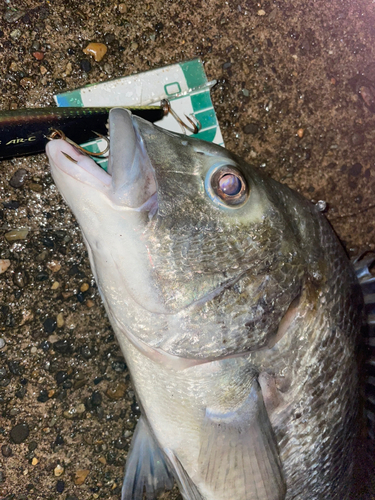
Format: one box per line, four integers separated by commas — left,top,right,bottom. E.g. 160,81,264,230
219,174,242,195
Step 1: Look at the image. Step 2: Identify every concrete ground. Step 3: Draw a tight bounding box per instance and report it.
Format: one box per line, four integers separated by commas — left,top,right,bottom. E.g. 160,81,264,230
0,0,375,499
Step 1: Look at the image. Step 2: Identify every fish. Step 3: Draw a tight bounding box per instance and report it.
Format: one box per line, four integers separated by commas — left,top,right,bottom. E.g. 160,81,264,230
46,107,370,500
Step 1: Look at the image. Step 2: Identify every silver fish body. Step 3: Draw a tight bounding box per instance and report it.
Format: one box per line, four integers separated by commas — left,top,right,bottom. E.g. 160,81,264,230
46,109,363,500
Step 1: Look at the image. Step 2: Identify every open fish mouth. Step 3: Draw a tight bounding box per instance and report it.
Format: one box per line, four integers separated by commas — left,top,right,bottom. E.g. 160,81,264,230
46,108,159,214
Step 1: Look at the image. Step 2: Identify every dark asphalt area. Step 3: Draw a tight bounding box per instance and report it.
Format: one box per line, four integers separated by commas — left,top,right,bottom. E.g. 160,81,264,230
0,0,375,499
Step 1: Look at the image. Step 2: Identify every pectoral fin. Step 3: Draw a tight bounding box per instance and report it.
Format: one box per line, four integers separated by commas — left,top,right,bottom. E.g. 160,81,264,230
121,416,174,500
164,449,204,500
198,381,286,500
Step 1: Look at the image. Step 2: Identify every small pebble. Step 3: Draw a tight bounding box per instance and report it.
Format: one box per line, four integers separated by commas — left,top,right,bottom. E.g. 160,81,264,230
315,200,327,212
114,437,127,450
112,359,127,373
55,434,64,446
91,391,102,407
10,423,29,444
40,340,50,351
63,403,85,419
80,59,91,72
76,403,86,415
55,78,66,89
37,250,48,262
47,261,61,273
83,42,107,62
54,339,72,354
8,360,23,375
20,77,35,89
28,441,38,452
258,9,266,15
4,9,25,22
51,281,60,290
104,33,115,44
31,457,38,465
54,464,64,477
297,128,304,138
56,371,69,385
80,283,89,292
10,29,21,40
37,390,49,403
63,62,73,77
48,333,60,343
56,312,64,328
3,200,19,209
1,444,12,457
5,228,28,242
74,469,90,485
0,338,5,349
40,65,47,75
16,387,26,399
49,417,57,428
32,51,44,60
73,378,88,390
105,382,127,400
43,317,57,334
9,168,27,188
0,259,11,274
68,264,83,276
13,268,27,287
28,182,42,192
56,479,65,493
36,271,49,281
118,3,127,13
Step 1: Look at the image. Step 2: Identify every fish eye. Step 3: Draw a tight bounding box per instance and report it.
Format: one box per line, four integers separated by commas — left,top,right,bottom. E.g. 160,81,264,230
205,165,249,207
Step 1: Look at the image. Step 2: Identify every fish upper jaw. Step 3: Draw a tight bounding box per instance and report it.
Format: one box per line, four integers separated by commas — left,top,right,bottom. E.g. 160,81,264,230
107,108,158,209
46,108,158,213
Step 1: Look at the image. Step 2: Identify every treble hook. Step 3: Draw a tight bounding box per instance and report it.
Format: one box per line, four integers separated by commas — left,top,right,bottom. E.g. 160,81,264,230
160,99,201,134
47,129,110,157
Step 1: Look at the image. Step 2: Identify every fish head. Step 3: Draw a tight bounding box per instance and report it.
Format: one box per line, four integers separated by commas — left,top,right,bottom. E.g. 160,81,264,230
47,108,319,360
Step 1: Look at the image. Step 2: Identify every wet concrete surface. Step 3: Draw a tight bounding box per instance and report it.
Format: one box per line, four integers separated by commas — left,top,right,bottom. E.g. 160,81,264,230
0,0,375,499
